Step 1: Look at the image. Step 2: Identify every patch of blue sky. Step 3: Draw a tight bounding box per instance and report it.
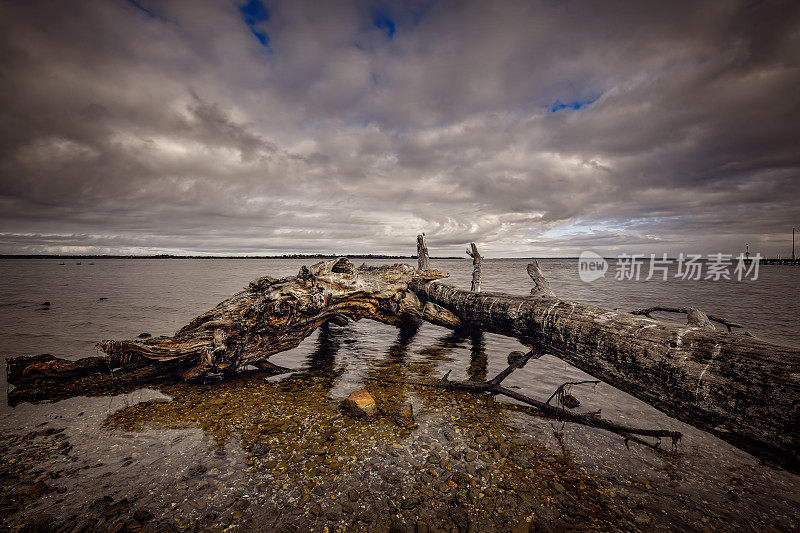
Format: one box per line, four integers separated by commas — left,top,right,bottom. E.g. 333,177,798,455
239,0,271,50
372,7,396,38
126,0,166,21
366,2,433,41
547,94,601,113
538,221,617,238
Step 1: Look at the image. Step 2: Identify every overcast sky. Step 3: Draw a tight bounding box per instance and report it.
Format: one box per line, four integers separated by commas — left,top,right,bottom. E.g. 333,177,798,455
1,0,798,257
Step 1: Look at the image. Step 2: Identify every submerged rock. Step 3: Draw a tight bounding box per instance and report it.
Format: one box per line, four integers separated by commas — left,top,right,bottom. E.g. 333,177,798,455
561,393,580,409
341,390,379,420
137,332,152,339
393,403,416,427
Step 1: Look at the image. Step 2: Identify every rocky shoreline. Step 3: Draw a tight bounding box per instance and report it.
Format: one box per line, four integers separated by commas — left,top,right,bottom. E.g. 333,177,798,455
1,345,799,532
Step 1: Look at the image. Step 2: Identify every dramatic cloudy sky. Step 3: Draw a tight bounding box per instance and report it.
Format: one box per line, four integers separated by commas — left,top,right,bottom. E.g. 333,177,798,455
1,0,798,256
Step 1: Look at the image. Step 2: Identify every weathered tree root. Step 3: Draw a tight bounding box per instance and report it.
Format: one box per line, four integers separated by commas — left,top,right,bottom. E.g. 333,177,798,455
379,350,683,446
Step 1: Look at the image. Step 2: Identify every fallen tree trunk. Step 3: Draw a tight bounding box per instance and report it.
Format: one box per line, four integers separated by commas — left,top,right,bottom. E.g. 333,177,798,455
409,264,800,471
6,258,451,399
6,237,800,471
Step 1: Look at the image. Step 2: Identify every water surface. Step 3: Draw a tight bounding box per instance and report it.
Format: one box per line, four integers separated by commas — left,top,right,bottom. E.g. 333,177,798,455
1,258,798,531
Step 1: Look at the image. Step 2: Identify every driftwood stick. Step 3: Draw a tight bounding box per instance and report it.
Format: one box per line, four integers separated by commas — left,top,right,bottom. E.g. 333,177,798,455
466,242,483,292
493,386,681,443
487,350,536,386
381,351,682,443
545,380,601,405
630,306,744,332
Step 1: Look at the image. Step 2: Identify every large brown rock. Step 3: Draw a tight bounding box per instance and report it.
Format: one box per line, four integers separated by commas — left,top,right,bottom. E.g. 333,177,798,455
341,390,379,420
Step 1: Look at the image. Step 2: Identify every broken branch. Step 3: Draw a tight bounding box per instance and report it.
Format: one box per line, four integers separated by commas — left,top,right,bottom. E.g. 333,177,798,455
629,306,744,332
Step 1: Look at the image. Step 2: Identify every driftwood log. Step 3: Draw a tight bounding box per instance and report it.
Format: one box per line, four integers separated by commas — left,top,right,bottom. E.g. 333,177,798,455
7,259,449,393
409,263,800,470
6,236,800,471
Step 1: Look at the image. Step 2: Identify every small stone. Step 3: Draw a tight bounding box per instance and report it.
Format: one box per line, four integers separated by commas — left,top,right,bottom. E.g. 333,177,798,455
137,332,152,339
552,482,565,493
452,473,470,485
464,450,477,462
426,453,441,465
393,403,416,428
232,499,250,511
448,507,470,532
187,464,207,477
474,435,489,445
400,497,419,509
535,506,556,521
634,513,650,524
132,508,153,522
328,315,349,327
341,390,379,420
348,489,359,501
561,393,580,409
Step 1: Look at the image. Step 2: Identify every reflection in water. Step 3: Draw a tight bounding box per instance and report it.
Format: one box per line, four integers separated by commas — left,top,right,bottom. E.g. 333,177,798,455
305,322,342,383
3,259,800,531
467,332,488,382
16,323,785,531
364,317,422,417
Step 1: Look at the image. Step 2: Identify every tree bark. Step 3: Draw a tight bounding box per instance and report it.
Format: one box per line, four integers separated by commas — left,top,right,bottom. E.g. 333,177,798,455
409,262,800,471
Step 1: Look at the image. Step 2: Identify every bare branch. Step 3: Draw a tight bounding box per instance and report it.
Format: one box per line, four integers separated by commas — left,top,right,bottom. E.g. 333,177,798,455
527,261,555,297
629,306,744,332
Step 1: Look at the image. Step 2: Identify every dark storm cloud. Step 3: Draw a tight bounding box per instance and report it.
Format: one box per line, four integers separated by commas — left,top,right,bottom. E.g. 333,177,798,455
1,0,798,256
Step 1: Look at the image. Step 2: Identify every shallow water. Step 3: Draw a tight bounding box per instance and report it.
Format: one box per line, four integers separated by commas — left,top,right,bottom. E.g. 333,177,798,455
1,258,799,531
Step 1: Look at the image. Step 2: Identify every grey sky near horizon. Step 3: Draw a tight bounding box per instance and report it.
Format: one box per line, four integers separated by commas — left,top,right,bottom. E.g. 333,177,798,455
1,0,799,258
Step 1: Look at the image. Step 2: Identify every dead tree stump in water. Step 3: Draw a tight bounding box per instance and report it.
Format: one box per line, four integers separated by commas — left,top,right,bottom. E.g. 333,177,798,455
416,233,430,271
466,243,482,292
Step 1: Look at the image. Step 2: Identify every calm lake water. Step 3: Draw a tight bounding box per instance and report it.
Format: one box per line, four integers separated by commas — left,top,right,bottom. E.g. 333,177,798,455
1,258,799,531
